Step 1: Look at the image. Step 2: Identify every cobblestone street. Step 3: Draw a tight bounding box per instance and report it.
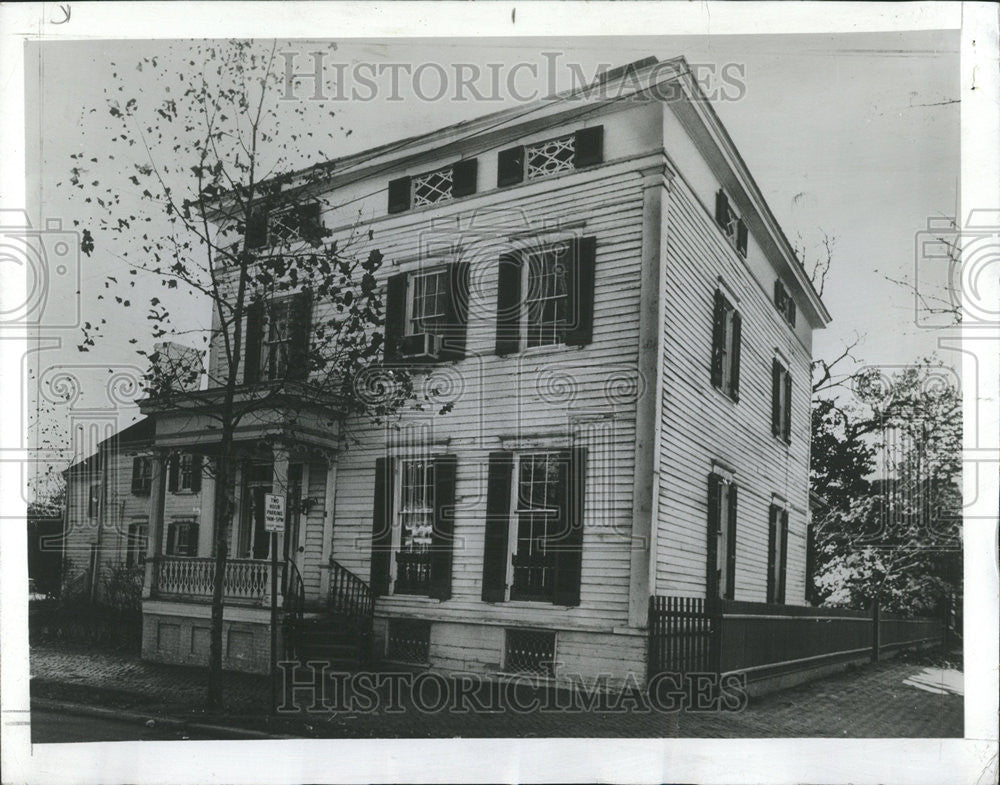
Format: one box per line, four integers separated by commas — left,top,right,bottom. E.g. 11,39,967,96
30,643,963,739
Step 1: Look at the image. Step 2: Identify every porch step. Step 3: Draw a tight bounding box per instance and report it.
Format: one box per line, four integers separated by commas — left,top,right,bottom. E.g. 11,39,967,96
286,616,368,668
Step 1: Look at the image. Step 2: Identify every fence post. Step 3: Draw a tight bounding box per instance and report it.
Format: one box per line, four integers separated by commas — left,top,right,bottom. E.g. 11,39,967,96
871,596,881,663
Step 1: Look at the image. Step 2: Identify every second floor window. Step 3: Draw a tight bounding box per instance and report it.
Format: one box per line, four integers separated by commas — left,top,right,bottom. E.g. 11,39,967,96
130,456,152,495
407,269,450,337
710,289,742,401
524,243,570,348
243,290,313,384
772,360,792,443
167,453,202,494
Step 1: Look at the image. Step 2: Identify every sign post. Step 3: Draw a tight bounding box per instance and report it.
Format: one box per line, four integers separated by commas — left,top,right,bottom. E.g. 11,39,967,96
264,493,285,714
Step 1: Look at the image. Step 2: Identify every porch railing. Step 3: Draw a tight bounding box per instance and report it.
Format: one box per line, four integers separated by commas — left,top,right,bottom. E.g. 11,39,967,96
153,556,284,605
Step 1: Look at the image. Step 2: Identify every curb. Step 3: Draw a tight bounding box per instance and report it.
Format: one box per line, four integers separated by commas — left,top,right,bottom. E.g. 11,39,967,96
31,697,297,740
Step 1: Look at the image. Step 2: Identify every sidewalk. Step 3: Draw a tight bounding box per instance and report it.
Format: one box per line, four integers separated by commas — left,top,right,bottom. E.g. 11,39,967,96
30,643,963,739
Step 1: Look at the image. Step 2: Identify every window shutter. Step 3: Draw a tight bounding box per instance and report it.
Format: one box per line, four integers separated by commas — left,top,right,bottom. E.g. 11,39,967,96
383,273,408,363
387,176,411,214
715,190,730,229
710,290,725,388
286,289,314,380
166,523,177,556
167,455,179,493
497,146,524,187
369,457,393,597
190,455,202,494
495,252,523,355
774,280,784,310
725,483,738,601
778,509,789,604
766,505,779,603
729,310,742,400
783,371,793,442
441,262,470,361
736,218,748,257
573,125,604,168
788,299,797,327
706,473,722,600
451,158,478,198
771,360,782,437
564,236,597,346
131,457,143,494
805,521,816,604
245,206,268,249
243,300,264,384
482,451,513,602
553,447,586,607
296,202,323,246
429,454,458,600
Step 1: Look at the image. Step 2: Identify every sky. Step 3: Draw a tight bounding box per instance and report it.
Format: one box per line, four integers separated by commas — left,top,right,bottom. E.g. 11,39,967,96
25,30,960,479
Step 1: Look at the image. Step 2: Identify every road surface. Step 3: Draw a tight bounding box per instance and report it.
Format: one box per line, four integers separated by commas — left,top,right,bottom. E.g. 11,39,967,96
30,708,218,743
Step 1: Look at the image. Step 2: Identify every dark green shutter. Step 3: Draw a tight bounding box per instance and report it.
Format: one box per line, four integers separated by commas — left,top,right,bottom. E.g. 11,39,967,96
766,505,779,603
573,125,604,168
441,261,470,361
497,146,524,187
495,252,522,355
771,360,782,437
482,451,513,602
725,483,738,601
452,159,478,198
788,299,797,327
774,280,784,310
383,273,408,363
246,206,268,249
131,457,143,494
706,473,722,600
167,455,179,493
190,455,202,493
778,509,789,604
387,176,411,214
715,190,730,229
553,447,586,607
296,202,323,246
783,371,793,442
729,310,742,400
243,301,264,384
429,455,457,600
710,290,726,389
369,457,393,597
564,236,596,346
286,290,313,380
736,218,748,257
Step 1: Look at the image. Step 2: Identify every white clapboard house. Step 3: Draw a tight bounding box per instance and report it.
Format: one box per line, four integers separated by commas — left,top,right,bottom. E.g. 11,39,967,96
132,57,829,685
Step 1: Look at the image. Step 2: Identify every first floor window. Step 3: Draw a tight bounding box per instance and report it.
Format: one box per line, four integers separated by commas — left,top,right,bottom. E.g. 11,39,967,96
166,519,199,557
126,521,148,567
510,453,563,601
710,290,742,400
392,459,435,595
772,360,792,443
707,472,738,600
767,504,789,604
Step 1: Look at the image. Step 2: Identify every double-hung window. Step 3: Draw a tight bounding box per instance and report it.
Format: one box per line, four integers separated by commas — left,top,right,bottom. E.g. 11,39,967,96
406,269,449,338
166,518,199,557
167,453,202,494
772,360,792,443
523,243,570,349
767,503,789,604
710,289,742,400
392,459,435,596
510,453,562,601
131,456,152,495
243,291,313,384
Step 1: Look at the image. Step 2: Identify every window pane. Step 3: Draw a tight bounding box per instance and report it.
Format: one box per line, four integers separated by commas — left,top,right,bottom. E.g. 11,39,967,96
524,245,569,348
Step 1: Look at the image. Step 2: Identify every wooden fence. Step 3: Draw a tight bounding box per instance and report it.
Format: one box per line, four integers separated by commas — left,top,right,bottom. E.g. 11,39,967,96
648,596,945,683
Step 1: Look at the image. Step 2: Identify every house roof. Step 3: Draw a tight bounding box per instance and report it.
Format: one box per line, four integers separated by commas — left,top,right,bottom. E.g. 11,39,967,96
206,55,830,326
64,417,154,474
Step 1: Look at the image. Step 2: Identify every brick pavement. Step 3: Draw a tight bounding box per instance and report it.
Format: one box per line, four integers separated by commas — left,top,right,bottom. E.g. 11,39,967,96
29,643,962,738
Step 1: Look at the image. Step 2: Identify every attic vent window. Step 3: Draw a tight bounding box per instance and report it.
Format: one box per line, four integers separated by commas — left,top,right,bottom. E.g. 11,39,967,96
526,135,576,180
412,166,454,207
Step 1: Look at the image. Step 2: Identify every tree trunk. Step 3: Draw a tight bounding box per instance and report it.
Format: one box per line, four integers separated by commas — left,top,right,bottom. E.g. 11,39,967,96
207,423,235,710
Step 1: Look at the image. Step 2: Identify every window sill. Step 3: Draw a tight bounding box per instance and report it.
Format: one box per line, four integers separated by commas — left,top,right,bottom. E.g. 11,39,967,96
710,384,739,406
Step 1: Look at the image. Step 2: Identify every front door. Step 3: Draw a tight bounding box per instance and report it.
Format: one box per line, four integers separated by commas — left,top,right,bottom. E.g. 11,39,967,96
240,462,272,560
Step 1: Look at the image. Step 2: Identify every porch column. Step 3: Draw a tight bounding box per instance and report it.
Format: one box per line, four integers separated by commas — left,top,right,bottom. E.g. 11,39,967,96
142,448,168,599
271,445,290,599
318,460,337,601
197,458,216,557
